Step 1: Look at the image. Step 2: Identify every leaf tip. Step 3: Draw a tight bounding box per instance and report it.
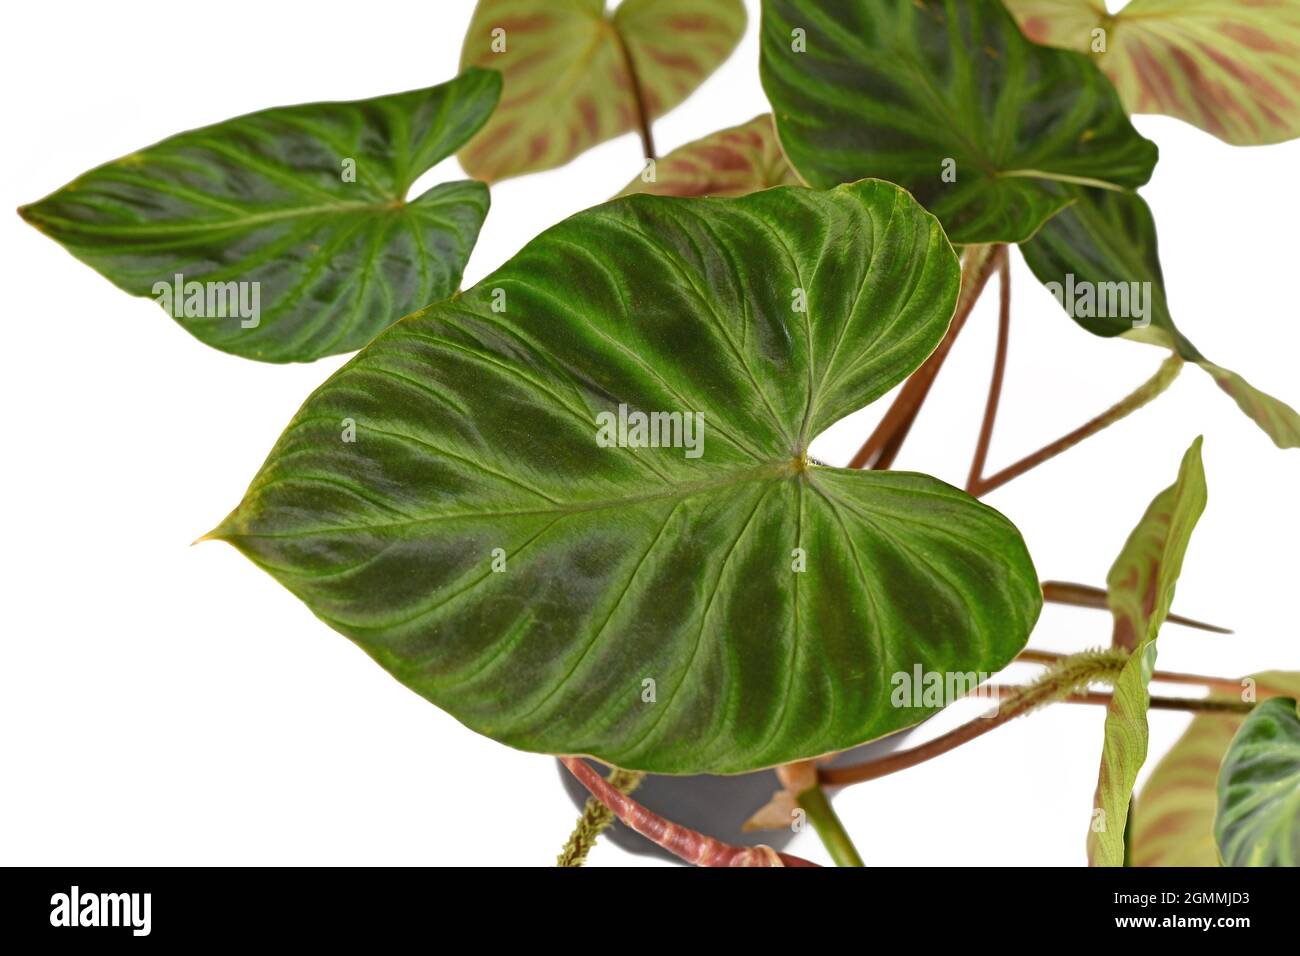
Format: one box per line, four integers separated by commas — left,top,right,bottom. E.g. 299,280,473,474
194,510,242,547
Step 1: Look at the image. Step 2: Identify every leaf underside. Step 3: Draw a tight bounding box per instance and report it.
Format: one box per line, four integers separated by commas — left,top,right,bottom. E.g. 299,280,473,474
759,0,1157,245
19,69,501,363
212,180,1042,774
617,114,800,199
459,0,746,182
1006,0,1300,146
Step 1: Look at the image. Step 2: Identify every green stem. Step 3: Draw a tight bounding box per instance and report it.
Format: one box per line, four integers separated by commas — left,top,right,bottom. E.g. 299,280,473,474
795,785,865,867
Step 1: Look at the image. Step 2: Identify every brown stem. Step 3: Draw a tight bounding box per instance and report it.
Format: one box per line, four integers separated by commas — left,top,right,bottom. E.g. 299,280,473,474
1016,648,1243,695
969,354,1183,497
819,701,1019,787
1039,581,1232,634
561,757,818,867
982,684,1257,713
848,245,1003,470
966,251,1011,492
609,25,656,161
820,674,1257,789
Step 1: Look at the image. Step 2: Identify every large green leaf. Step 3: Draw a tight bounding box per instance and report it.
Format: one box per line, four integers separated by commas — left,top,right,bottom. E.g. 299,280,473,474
459,0,745,181
617,114,800,198
758,0,1157,245
1089,437,1207,866
1020,187,1300,448
18,69,501,363
1131,672,1300,867
1006,0,1300,146
1217,697,1300,866
210,179,1042,774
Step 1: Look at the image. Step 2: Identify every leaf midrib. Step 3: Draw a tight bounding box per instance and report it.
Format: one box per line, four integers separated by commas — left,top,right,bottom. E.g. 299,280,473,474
224,459,801,541
23,198,412,238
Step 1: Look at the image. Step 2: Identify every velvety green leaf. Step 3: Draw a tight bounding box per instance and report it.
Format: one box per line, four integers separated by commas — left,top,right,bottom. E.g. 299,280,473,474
1006,0,1300,146
459,0,745,181
757,0,1299,447
1217,696,1300,866
18,70,501,363
1020,188,1300,448
1131,672,1300,867
758,0,1157,244
210,179,1042,774
1089,437,1206,866
617,114,800,198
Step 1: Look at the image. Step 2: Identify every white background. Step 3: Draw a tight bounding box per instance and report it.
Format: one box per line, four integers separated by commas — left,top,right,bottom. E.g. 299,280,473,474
2,0,1296,867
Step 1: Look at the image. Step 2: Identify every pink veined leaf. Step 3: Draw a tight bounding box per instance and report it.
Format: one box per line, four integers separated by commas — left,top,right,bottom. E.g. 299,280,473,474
1006,0,1300,145
616,114,802,198
458,0,746,181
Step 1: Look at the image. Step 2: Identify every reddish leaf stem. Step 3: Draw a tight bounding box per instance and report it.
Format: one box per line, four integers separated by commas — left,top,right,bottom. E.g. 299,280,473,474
1039,580,1231,634
982,684,1256,713
966,251,1011,492
849,245,1004,470
609,25,656,161
968,355,1183,497
561,757,818,867
820,678,1256,788
1016,648,1243,695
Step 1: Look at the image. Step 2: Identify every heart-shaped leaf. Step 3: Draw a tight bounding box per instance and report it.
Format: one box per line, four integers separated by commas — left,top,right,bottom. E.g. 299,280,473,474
1217,696,1300,866
1019,187,1300,448
617,114,800,198
18,69,501,363
1089,437,1206,866
1131,672,1300,867
458,0,746,182
758,0,1157,245
1006,0,1300,146
758,0,1300,448
210,179,1042,774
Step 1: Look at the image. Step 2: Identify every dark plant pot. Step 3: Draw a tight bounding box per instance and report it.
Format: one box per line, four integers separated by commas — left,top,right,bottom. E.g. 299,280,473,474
556,727,916,863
